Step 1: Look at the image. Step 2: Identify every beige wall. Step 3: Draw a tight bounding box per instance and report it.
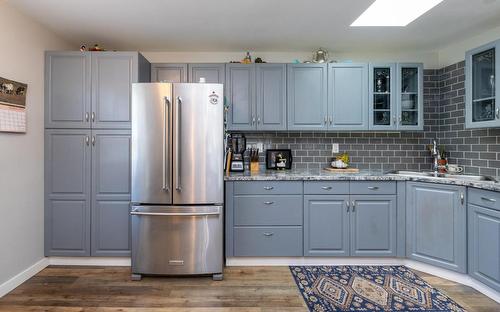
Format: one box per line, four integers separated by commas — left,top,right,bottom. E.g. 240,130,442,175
438,25,500,67
0,1,71,286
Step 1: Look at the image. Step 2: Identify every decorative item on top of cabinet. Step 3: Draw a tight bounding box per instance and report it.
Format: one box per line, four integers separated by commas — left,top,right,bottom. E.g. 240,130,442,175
466,39,500,128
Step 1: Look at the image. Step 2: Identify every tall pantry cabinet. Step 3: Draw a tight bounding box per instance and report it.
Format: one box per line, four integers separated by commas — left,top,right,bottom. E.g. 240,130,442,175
44,51,150,256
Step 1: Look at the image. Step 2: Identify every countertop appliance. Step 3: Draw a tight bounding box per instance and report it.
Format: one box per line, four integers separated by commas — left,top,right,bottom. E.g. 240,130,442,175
228,134,246,172
130,83,224,281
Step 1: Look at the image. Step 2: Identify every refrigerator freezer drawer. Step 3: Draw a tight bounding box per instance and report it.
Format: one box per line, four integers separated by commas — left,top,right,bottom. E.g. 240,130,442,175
131,205,223,276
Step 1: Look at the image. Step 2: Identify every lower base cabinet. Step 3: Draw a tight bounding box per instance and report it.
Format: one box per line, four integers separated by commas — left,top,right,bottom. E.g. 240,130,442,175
304,195,397,257
406,182,466,273
45,129,131,256
468,189,500,292
233,226,303,256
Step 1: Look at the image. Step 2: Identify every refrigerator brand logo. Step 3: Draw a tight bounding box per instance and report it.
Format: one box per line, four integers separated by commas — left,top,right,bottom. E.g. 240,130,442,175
209,92,219,105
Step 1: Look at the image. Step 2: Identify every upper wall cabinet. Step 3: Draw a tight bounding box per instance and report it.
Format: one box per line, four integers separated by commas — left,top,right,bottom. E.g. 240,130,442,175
151,63,187,83
466,40,500,128
396,63,424,131
328,63,369,130
287,64,328,131
188,63,225,83
369,63,397,130
226,64,286,131
45,51,150,129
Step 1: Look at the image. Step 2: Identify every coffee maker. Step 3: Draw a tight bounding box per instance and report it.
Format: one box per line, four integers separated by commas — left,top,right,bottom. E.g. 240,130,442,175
228,134,246,172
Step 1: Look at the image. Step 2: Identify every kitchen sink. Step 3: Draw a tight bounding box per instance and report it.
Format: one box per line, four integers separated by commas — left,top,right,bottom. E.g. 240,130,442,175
386,170,498,182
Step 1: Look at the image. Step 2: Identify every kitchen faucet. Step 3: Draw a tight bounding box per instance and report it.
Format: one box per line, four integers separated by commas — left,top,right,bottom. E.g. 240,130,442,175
431,140,439,175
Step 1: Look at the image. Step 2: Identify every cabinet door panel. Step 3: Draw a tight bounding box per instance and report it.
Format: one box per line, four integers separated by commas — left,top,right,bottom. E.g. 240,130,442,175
45,52,91,128
397,63,424,130
256,64,287,130
406,182,466,272
226,64,255,130
188,63,225,83
91,130,131,256
468,204,500,291
304,195,349,256
91,52,137,128
369,63,396,130
329,64,368,130
45,129,91,256
350,195,396,256
287,64,328,130
151,63,187,82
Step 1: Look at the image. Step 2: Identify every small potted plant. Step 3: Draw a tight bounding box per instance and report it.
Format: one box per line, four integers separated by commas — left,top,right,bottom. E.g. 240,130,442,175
438,146,447,173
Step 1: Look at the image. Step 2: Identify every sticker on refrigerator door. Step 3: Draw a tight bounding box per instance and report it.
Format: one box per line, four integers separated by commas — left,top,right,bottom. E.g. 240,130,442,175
209,92,219,105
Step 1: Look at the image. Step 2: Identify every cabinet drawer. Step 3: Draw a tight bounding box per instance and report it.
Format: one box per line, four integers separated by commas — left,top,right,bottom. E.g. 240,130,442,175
233,226,303,256
350,181,396,194
304,181,349,194
469,188,500,211
234,195,302,226
234,181,302,195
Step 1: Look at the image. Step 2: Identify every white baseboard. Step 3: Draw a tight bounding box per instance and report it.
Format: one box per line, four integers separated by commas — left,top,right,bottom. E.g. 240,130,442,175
0,258,49,298
48,257,131,266
226,257,500,303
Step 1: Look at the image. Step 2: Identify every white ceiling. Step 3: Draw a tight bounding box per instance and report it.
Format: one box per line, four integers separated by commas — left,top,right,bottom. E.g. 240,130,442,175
8,0,500,53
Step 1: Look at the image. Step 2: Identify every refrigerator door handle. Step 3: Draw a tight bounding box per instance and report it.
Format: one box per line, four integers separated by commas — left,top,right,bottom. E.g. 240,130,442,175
162,96,170,192
175,96,182,191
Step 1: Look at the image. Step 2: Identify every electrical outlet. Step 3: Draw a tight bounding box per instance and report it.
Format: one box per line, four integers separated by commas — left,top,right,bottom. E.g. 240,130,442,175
332,143,339,154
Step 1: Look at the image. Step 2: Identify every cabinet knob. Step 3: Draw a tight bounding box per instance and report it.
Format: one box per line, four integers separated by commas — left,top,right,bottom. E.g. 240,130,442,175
329,116,333,125
322,186,332,190
481,197,497,203
264,201,274,205
263,232,274,237
263,186,274,190
85,112,89,122
91,112,96,122
351,201,356,212
324,116,328,124
85,136,89,146
496,108,500,119
460,192,464,205
367,186,379,190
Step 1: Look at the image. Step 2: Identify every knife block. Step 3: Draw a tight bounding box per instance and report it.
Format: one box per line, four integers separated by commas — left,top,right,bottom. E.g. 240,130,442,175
250,161,260,173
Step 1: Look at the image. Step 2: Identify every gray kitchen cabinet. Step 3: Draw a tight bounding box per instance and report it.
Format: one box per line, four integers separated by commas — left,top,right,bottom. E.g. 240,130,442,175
468,188,500,292
328,63,369,130
226,64,286,131
151,63,187,82
91,130,131,256
256,64,287,130
45,51,150,129
91,52,141,129
369,63,397,130
350,195,397,256
406,182,466,273
188,63,225,83
304,195,349,256
287,64,328,130
225,64,255,130
465,39,500,128
45,129,91,256
45,51,91,129
396,63,424,130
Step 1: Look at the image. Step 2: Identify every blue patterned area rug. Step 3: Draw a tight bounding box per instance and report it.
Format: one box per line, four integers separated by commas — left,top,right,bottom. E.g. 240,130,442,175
290,266,467,312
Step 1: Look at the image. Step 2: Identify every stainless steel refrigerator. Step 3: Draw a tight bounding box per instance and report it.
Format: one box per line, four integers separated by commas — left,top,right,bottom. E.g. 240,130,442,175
130,83,224,281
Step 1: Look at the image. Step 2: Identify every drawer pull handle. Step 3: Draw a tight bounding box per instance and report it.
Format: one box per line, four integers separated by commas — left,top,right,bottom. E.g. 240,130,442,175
322,186,332,190
481,197,497,203
367,186,379,190
263,186,274,190
264,201,274,205
263,232,274,237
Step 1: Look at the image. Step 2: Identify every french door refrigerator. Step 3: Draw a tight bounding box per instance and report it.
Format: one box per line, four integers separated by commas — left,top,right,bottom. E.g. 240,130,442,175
130,83,224,280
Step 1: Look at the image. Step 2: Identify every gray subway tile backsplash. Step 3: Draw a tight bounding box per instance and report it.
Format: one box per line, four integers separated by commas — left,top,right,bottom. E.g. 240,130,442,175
232,62,500,176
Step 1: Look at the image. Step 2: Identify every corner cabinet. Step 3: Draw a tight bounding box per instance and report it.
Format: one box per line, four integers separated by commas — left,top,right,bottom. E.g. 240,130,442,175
328,63,369,130
45,51,150,129
466,40,500,128
406,182,466,273
226,64,286,131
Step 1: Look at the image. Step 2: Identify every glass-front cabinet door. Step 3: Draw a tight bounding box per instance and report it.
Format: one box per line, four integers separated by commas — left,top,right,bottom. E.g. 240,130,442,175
369,63,396,130
466,40,500,128
397,63,424,130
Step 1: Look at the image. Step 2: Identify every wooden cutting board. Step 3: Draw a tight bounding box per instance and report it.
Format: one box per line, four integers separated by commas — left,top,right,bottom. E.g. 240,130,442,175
324,167,360,173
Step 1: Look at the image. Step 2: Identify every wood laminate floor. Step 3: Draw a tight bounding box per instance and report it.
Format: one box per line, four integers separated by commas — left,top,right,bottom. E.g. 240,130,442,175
0,266,498,311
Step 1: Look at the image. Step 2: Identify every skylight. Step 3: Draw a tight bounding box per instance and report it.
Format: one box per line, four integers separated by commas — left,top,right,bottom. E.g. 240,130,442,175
351,0,444,27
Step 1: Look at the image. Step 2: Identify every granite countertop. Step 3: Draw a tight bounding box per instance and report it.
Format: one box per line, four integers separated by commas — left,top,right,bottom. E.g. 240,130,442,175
224,169,500,192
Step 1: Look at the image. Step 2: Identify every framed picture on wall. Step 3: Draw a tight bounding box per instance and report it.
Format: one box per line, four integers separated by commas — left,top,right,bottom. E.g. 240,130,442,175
266,149,292,170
